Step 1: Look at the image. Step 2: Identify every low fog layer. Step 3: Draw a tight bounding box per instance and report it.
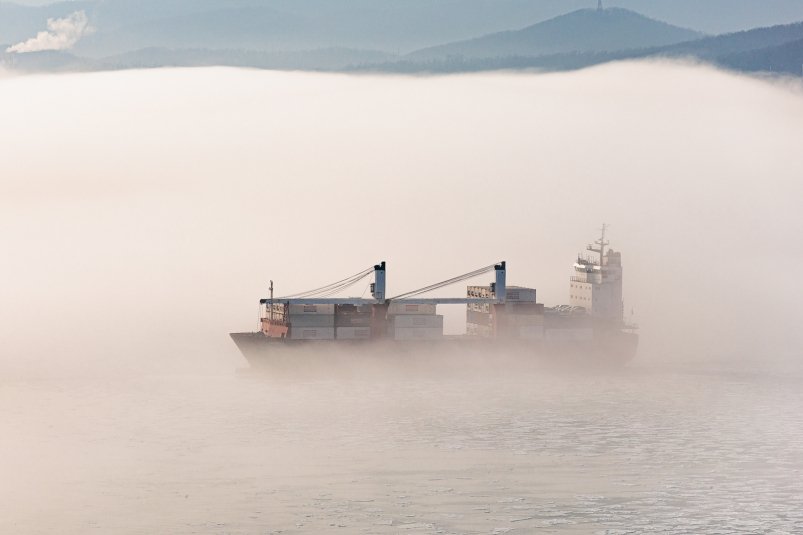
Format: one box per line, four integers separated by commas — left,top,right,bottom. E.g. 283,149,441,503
0,62,802,375
2,63,803,535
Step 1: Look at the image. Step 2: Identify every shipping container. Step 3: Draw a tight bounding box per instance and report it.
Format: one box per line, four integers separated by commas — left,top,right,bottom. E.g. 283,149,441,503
266,303,287,320
289,327,335,340
260,318,289,338
519,325,544,340
288,314,335,328
288,303,336,315
392,327,443,340
335,304,373,314
467,285,494,299
387,302,437,315
336,327,371,340
335,314,372,327
504,302,544,314
392,314,444,328
467,302,491,313
505,287,537,303
467,285,536,303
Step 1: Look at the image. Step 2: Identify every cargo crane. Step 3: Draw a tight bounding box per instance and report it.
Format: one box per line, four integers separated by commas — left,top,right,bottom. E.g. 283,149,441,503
254,261,507,340
230,228,638,367
260,261,507,307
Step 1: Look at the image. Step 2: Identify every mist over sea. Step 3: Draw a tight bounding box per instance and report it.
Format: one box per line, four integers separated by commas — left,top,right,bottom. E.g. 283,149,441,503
1,62,802,533
3,367,803,533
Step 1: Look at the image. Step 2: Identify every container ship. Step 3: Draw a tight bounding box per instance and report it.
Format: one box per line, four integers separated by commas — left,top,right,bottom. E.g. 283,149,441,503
230,226,638,370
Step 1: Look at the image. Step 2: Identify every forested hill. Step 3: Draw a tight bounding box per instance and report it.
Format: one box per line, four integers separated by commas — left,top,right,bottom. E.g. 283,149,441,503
1,2,801,77
409,8,702,61
358,21,803,77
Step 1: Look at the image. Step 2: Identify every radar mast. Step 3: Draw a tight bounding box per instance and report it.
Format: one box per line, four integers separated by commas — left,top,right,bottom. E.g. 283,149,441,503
586,223,610,265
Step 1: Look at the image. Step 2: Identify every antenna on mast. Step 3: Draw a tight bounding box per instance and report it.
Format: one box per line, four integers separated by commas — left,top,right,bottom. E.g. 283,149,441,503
269,280,274,321
596,223,609,263
586,223,610,264
597,0,603,10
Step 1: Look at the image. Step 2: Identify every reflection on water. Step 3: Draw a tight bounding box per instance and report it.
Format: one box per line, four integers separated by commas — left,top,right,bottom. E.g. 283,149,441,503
2,360,802,534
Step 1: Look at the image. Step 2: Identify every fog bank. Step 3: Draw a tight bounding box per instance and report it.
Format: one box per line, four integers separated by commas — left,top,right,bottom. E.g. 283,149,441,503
1,62,802,375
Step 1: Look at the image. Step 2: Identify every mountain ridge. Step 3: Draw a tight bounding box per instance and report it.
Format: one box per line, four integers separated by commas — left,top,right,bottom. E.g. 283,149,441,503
2,4,802,78
356,20,803,77
5,0,803,55
409,8,703,60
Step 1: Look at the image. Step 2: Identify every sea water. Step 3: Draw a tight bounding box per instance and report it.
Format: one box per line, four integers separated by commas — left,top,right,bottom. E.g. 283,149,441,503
2,358,801,534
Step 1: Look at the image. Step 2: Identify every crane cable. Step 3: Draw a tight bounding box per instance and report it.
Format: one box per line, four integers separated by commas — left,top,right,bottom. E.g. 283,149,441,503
315,272,373,298
276,266,374,299
390,263,499,300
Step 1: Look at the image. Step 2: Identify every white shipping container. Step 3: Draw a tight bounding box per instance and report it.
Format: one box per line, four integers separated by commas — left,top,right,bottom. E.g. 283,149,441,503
388,302,437,315
336,327,372,340
468,285,536,302
288,314,335,327
467,286,494,299
545,328,593,342
288,303,336,315
519,325,544,340
289,327,335,340
392,327,443,340
505,287,537,302
392,314,444,328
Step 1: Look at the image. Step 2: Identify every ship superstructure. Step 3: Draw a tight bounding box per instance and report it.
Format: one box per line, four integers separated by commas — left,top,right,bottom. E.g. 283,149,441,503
230,227,638,368
570,224,624,320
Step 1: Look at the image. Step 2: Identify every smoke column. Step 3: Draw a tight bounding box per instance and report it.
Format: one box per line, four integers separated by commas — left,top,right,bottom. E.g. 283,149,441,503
6,11,90,53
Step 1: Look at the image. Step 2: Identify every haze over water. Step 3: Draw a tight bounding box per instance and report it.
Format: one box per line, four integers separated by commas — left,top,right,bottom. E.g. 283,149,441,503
1,63,803,533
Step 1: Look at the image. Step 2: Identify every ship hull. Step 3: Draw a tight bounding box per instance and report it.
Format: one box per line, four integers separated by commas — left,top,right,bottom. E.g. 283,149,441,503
230,330,638,374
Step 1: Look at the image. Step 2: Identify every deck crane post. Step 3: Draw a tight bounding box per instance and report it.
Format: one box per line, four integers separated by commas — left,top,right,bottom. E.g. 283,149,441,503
258,261,508,306
371,261,386,301
494,261,506,303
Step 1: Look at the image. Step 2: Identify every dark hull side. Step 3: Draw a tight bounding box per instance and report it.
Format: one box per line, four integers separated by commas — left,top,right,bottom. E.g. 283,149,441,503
229,331,638,374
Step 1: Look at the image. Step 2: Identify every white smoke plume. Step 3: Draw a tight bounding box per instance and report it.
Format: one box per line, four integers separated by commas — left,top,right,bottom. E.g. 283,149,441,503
6,11,90,54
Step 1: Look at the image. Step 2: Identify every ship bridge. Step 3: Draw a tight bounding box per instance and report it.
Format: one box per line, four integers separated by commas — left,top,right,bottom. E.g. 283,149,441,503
569,224,624,321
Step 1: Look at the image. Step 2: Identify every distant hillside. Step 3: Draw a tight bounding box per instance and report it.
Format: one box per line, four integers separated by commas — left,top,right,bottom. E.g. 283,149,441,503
718,37,803,75
357,20,803,77
656,21,803,59
638,21,803,76
409,8,702,61
3,1,802,78
0,48,88,71
96,46,394,71
4,0,803,59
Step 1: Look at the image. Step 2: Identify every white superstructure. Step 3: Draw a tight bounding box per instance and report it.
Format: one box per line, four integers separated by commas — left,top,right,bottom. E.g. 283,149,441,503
569,224,624,321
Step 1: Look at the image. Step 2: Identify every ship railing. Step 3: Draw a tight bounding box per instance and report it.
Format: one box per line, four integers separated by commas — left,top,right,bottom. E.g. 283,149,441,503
576,254,599,265
261,317,288,326
570,276,600,283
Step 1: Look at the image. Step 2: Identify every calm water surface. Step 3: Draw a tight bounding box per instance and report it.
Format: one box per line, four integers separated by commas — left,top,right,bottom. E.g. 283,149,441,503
2,359,802,534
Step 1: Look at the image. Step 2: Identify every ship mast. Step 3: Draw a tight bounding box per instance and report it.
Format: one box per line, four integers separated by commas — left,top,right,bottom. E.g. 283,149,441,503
269,280,274,322
586,223,609,265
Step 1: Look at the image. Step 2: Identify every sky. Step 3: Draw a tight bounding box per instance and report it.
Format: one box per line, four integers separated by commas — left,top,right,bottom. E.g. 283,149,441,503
4,0,803,36
1,62,802,377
